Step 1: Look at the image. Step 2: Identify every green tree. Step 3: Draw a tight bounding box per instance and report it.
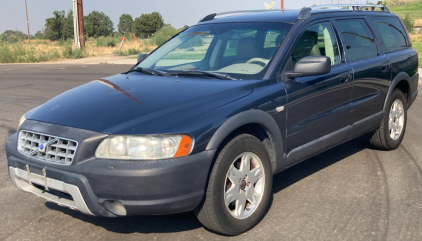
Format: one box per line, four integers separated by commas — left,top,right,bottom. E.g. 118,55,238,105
118,14,133,35
62,10,74,40
44,10,65,41
132,12,164,38
34,30,44,39
84,11,114,37
0,30,28,43
402,13,415,33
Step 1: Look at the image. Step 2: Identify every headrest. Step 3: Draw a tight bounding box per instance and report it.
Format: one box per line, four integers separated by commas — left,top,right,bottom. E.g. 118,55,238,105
236,37,258,60
275,33,285,46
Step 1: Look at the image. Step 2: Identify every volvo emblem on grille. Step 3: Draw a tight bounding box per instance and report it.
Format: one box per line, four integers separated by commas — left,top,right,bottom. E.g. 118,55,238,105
29,138,57,156
38,142,47,152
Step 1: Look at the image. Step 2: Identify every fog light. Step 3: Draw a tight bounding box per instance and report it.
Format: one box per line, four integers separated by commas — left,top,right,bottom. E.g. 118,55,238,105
113,200,127,215
103,200,127,216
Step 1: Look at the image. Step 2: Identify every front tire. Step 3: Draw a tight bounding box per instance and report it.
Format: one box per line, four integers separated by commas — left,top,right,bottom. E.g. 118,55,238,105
195,134,272,235
369,89,407,150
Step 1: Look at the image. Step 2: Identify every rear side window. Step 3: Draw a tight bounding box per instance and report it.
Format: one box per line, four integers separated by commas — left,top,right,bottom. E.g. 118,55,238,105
371,17,409,52
336,19,378,62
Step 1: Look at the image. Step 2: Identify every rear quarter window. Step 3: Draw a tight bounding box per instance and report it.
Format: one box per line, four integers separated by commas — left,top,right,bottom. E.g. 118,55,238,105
371,17,409,52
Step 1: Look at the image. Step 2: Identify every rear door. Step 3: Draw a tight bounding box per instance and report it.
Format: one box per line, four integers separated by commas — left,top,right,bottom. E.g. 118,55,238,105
283,20,353,165
369,16,416,92
334,18,391,129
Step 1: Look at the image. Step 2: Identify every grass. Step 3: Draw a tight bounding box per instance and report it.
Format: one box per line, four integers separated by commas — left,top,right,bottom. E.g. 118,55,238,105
413,42,422,67
113,48,141,56
0,38,156,63
389,1,422,20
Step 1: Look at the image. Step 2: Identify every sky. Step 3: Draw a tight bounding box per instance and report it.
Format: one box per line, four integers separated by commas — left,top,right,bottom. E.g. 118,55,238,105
0,0,368,35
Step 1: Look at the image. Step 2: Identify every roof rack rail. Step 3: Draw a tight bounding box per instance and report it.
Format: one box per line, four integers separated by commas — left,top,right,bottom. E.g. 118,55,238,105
199,9,292,23
310,4,389,13
298,4,389,19
199,4,390,23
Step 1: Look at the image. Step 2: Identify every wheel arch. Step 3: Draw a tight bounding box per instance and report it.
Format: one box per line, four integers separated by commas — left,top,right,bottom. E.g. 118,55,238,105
206,109,286,174
384,72,411,111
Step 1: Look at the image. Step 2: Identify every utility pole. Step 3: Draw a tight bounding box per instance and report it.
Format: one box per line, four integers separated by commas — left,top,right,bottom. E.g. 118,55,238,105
281,0,284,13
24,0,30,43
72,0,80,48
77,0,85,48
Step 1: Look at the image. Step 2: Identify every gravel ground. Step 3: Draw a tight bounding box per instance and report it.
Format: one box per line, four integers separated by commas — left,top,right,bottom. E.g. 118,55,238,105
0,64,421,241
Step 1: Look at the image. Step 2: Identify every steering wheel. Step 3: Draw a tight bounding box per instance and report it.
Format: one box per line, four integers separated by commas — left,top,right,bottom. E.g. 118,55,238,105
246,58,269,67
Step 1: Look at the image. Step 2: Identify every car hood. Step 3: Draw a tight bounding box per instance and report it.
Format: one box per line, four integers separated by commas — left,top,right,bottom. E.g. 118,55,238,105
26,73,253,134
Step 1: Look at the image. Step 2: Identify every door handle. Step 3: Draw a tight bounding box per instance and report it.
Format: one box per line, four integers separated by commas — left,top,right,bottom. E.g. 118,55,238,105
340,74,351,84
381,64,390,72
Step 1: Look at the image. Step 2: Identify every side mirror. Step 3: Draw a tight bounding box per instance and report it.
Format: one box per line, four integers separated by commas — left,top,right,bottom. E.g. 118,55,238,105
286,56,331,78
137,53,149,63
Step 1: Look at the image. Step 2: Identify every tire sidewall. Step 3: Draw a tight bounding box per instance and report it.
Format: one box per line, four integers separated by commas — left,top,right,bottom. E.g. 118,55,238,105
384,90,407,149
212,135,272,234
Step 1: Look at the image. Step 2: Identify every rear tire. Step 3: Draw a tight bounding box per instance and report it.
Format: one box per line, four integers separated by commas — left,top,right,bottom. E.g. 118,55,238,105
369,89,407,150
194,134,272,235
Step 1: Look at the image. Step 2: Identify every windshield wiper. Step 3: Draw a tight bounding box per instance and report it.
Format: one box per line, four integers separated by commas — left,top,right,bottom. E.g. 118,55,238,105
123,67,168,76
168,70,237,80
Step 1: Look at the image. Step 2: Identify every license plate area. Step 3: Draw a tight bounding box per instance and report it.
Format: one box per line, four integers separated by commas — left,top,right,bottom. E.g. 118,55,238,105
26,164,49,191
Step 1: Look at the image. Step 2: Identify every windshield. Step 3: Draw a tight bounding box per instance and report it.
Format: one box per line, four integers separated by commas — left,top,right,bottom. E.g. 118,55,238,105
137,22,292,80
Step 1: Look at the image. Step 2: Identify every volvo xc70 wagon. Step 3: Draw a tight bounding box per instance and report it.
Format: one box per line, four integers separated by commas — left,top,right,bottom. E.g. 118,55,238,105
6,4,419,235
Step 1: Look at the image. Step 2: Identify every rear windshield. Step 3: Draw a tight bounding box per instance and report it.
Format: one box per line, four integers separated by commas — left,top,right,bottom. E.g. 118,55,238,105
137,22,293,80
371,17,409,52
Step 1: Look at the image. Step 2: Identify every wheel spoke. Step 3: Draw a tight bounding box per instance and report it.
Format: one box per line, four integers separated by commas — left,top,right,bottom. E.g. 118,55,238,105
240,154,251,173
228,165,243,182
389,119,394,130
246,187,261,206
225,187,239,207
234,196,247,217
398,108,403,117
248,167,263,185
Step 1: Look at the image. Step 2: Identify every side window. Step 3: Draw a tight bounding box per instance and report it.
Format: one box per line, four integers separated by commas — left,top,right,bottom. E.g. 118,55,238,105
371,17,409,52
291,22,340,66
336,19,378,62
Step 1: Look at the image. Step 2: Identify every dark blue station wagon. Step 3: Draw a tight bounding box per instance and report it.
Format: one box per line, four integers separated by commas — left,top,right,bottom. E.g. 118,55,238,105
6,4,419,235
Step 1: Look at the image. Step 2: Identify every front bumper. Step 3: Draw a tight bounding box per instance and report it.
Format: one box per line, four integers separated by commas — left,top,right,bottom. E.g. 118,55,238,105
6,121,216,217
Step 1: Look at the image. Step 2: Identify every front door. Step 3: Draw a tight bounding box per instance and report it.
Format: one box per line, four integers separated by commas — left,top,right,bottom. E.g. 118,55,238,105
283,20,353,166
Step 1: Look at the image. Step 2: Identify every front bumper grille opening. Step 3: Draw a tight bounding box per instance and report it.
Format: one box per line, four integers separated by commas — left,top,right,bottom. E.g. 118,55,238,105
32,183,74,201
18,130,78,165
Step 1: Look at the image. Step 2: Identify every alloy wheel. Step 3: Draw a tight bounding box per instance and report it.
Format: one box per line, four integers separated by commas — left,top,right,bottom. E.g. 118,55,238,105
224,152,265,219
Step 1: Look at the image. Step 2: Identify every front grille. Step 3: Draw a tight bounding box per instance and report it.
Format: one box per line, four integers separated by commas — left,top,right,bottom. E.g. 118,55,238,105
18,130,78,165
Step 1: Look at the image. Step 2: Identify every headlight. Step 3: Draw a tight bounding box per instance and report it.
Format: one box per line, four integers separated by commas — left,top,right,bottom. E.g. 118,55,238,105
18,115,26,128
95,135,194,160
